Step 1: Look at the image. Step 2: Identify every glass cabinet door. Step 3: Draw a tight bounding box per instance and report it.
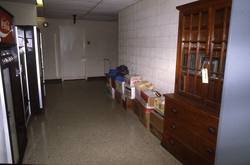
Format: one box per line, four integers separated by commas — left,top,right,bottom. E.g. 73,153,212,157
207,6,231,105
177,4,231,108
179,11,209,101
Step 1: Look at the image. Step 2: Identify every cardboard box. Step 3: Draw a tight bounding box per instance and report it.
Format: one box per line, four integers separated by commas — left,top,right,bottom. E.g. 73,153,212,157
154,110,164,119
154,96,165,118
111,77,116,89
133,99,141,117
150,123,163,140
122,95,134,111
150,111,163,140
140,89,157,113
115,91,123,105
115,80,125,94
124,74,142,88
107,77,112,86
150,111,163,132
106,83,115,99
139,107,150,130
135,81,154,101
124,87,135,99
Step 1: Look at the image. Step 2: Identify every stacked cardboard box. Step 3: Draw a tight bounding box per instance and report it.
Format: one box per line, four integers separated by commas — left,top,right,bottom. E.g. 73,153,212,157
124,74,142,88
115,80,125,105
149,97,165,140
140,89,157,113
106,75,116,99
150,111,163,140
133,99,141,117
116,80,125,94
125,87,135,99
106,82,115,99
154,96,165,118
122,75,142,111
107,73,165,139
134,81,154,101
122,95,134,111
139,89,158,130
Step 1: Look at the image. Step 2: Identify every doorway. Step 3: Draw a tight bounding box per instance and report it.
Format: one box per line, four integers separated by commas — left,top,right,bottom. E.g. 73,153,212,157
60,26,86,80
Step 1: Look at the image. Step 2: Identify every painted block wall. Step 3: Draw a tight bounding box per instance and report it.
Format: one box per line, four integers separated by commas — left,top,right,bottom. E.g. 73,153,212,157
0,1,37,26
118,0,195,95
215,0,250,164
37,18,118,80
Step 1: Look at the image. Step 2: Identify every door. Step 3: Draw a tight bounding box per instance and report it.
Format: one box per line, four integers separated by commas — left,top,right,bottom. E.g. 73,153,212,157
60,26,86,80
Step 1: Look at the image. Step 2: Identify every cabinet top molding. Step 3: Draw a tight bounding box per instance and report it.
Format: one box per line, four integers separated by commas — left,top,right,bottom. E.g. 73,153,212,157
176,0,232,11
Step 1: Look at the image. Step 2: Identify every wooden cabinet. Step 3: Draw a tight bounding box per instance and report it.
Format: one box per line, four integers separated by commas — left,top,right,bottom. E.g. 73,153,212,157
175,0,232,110
162,94,219,164
161,0,232,164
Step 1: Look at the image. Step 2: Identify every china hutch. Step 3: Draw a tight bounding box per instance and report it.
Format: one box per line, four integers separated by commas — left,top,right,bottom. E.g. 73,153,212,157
161,0,232,164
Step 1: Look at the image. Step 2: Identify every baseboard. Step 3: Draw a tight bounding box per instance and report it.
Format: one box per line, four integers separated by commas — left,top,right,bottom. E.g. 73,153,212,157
45,79,62,83
87,76,106,81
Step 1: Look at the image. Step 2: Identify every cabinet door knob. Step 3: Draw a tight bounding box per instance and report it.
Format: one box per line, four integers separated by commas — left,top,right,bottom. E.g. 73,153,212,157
169,139,175,145
172,108,177,114
206,147,213,154
171,124,176,129
208,127,216,134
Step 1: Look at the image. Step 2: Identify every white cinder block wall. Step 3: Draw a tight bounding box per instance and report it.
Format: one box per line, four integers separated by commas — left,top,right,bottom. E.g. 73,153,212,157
118,0,195,95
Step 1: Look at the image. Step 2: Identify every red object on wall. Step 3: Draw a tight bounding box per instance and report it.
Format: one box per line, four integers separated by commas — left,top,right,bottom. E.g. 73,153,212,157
0,7,15,44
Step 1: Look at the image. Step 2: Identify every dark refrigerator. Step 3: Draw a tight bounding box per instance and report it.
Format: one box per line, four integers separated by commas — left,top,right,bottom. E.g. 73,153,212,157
17,26,45,115
0,6,27,164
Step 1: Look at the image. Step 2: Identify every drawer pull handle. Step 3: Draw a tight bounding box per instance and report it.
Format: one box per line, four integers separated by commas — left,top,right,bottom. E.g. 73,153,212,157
208,127,216,134
171,124,176,129
206,147,213,154
169,139,175,145
172,108,177,114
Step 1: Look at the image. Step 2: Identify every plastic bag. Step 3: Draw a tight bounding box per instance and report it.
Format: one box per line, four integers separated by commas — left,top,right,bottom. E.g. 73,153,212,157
116,65,129,77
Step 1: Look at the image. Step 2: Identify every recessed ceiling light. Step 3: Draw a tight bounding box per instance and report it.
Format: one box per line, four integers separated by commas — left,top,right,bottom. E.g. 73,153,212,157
36,0,43,7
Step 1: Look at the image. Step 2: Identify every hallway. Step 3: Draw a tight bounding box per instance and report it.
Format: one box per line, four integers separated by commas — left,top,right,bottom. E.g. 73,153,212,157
22,80,181,164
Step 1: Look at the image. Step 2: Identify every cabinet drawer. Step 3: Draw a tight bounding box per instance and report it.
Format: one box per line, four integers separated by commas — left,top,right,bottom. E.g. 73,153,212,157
164,116,216,162
162,132,212,165
165,99,218,143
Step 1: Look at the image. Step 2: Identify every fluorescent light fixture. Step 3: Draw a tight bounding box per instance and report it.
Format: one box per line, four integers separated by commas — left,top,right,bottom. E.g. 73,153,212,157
36,0,43,6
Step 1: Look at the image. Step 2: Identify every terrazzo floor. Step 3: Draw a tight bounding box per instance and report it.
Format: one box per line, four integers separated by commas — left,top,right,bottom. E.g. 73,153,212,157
22,79,181,165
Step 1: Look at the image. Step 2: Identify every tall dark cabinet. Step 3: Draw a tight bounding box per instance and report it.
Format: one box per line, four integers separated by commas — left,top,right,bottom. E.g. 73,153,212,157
0,6,27,164
17,26,45,115
161,0,232,164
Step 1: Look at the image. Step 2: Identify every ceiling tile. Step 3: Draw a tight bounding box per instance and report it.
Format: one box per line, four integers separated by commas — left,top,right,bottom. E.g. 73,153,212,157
2,0,142,22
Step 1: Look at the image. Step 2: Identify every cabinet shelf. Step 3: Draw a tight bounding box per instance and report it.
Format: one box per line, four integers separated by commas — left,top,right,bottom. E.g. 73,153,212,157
182,40,207,43
183,46,206,50
212,40,228,43
212,47,227,52
185,25,208,31
214,23,230,29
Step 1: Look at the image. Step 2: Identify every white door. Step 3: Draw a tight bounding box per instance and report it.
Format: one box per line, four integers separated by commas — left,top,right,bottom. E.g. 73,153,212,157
60,26,86,80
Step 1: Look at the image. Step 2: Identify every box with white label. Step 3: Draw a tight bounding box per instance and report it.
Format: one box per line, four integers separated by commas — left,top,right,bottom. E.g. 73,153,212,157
134,81,154,101
106,83,115,99
116,80,125,94
154,96,165,118
124,87,135,99
140,88,157,113
124,74,142,88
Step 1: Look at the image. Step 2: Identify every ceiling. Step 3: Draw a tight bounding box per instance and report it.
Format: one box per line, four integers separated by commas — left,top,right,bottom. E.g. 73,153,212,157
1,0,142,22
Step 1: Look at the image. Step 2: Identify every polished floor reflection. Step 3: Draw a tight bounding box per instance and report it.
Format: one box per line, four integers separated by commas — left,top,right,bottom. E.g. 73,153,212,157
22,80,181,164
